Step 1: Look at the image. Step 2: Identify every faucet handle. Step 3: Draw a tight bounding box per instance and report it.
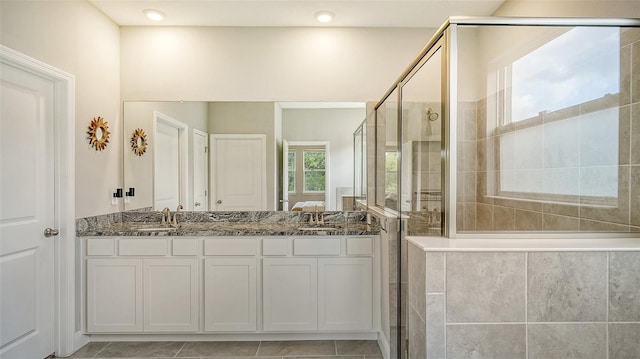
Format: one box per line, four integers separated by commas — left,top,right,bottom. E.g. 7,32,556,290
161,207,171,224
173,205,183,225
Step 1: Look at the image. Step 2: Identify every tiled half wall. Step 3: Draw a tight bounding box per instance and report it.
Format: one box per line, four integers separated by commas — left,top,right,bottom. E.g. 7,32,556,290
408,242,640,359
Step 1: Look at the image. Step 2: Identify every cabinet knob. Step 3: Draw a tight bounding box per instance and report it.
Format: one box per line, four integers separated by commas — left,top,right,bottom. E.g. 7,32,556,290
217,200,222,204
195,202,201,207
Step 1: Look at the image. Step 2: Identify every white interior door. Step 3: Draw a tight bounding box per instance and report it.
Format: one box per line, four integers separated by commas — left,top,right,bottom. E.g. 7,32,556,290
210,134,267,211
154,120,180,210
282,139,289,211
193,130,209,211
0,61,55,359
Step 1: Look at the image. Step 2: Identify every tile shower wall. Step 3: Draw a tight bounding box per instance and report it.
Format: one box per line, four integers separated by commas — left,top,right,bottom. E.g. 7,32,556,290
407,243,640,359
457,28,640,232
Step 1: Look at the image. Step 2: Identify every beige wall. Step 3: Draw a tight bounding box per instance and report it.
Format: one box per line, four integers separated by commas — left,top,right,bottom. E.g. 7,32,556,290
119,26,435,102
1,0,121,218
208,102,277,210
495,0,640,17
123,102,208,211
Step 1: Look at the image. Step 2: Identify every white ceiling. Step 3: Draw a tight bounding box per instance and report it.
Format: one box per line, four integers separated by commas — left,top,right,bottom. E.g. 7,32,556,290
89,0,506,28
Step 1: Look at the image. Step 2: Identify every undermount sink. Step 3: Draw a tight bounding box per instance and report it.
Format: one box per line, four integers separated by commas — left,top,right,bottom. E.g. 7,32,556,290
134,225,177,232
297,227,338,231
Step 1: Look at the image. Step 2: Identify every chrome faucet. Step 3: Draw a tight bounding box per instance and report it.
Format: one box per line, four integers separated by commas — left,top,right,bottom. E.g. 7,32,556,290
173,204,183,225
161,207,172,224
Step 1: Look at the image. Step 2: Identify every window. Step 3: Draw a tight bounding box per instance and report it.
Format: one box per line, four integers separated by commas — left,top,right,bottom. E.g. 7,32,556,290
385,151,399,194
303,150,326,192
287,150,296,193
495,26,621,204
507,27,620,123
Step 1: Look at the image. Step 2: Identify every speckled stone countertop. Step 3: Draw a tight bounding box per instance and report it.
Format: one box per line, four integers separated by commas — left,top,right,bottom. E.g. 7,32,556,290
76,210,379,237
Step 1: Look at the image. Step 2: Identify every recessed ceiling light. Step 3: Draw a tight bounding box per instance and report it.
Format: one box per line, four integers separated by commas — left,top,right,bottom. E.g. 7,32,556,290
143,9,165,21
315,11,334,23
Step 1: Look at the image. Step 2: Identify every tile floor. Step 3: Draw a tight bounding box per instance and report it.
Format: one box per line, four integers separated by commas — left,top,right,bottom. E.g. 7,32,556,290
66,340,383,359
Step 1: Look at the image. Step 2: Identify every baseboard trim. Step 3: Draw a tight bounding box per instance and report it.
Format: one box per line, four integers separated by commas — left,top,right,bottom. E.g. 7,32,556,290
377,331,390,359
86,331,378,342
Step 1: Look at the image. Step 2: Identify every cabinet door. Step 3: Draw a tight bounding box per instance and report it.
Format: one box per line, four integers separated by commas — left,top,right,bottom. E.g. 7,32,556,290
143,259,199,332
204,258,257,332
87,259,143,332
263,258,317,331
318,257,372,330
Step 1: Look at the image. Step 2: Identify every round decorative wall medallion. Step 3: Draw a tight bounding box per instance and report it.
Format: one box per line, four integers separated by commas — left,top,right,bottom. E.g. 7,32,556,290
87,116,110,151
130,128,148,156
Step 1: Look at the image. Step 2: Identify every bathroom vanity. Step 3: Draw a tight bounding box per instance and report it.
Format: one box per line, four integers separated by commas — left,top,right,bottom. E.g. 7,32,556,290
78,211,380,339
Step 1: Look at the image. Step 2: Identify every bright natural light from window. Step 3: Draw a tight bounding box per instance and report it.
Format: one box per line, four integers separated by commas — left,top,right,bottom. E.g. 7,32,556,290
498,27,621,203
511,27,620,122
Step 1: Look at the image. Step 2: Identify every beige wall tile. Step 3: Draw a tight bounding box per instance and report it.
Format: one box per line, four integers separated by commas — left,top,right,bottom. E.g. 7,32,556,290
633,41,640,104
542,214,580,231
476,203,493,230
632,104,640,165
609,323,640,359
609,252,640,322
447,252,525,323
580,219,630,232
528,252,607,322
621,28,640,47
447,324,526,359
493,205,515,230
528,323,606,359
631,165,640,227
542,202,580,217
515,209,542,230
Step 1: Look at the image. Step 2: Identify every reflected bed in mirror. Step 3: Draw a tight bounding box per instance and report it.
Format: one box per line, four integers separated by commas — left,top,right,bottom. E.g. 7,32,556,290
123,101,366,212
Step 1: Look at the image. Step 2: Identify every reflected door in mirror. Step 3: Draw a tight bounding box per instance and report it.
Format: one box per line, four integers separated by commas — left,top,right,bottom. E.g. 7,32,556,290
154,121,180,209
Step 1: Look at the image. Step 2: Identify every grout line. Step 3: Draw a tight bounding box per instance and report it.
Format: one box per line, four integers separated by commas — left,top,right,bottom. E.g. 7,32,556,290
174,341,187,358
256,340,262,357
92,342,111,358
334,340,337,355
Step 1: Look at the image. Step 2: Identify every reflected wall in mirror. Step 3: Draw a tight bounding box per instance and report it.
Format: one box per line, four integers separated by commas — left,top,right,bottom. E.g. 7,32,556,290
123,101,365,211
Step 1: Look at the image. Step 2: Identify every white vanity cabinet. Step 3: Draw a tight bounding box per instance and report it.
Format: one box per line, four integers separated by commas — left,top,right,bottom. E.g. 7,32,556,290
318,257,372,330
84,235,376,336
87,258,143,332
85,238,199,333
262,237,374,332
143,258,199,332
263,257,318,331
204,257,257,332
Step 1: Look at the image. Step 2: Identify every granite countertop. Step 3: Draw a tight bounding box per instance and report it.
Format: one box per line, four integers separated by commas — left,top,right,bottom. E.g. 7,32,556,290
78,221,379,237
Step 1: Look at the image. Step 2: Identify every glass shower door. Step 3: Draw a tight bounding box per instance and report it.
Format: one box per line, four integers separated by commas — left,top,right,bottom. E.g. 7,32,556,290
399,40,444,359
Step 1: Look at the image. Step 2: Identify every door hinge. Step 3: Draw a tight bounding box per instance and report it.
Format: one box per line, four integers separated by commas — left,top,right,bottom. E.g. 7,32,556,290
405,338,409,359
205,147,208,153
204,190,207,196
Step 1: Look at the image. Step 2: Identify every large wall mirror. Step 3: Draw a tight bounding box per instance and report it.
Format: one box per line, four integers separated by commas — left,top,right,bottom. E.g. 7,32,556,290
123,101,366,212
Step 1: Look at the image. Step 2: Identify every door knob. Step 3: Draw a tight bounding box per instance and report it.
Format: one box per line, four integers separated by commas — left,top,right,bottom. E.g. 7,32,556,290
44,228,59,237
217,200,222,204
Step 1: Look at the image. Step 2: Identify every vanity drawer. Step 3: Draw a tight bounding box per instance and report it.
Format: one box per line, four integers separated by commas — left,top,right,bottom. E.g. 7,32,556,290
293,238,341,256
172,238,200,256
263,238,288,256
346,237,372,255
86,238,115,256
204,238,257,256
118,238,168,256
